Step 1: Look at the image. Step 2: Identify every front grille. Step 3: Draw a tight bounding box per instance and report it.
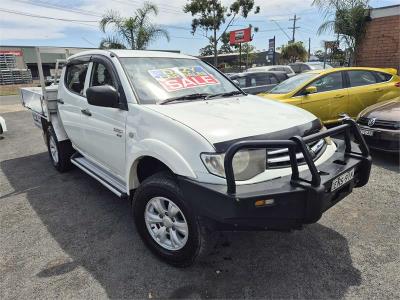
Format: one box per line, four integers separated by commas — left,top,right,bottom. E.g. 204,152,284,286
267,138,326,168
358,117,400,130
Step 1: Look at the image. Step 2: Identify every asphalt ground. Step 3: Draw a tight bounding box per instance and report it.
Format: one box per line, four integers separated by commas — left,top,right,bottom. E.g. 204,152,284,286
1,95,399,299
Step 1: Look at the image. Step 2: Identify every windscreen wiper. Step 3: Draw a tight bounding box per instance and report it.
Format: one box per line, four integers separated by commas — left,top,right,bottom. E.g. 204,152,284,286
205,90,244,100
159,93,211,105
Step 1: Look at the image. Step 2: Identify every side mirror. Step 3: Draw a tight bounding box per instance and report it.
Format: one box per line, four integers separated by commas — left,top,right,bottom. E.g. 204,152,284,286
305,86,317,95
86,85,119,108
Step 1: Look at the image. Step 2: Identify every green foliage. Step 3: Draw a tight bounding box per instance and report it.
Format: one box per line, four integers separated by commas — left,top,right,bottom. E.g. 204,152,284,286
218,32,234,54
99,35,127,49
99,2,170,50
312,0,370,63
280,42,308,63
184,0,260,64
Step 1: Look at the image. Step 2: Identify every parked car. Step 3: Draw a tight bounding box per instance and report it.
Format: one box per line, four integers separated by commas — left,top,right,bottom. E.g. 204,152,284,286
21,48,372,267
0,116,7,137
289,62,333,74
229,71,288,94
247,65,296,77
357,97,400,153
259,67,400,124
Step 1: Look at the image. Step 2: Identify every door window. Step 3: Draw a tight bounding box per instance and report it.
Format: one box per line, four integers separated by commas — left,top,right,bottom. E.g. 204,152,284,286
65,63,89,95
254,74,269,85
348,71,377,87
307,72,343,93
268,74,278,84
235,77,247,88
90,62,116,88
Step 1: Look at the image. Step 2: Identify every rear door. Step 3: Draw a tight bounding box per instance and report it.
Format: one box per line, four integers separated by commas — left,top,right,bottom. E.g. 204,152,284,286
58,59,90,150
345,70,383,118
297,71,348,123
80,57,128,179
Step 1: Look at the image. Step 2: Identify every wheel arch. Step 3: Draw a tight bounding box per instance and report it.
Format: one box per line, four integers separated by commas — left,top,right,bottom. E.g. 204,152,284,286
126,140,197,192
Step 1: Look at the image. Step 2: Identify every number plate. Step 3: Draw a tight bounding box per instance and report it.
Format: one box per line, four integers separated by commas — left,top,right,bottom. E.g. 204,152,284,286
360,128,374,136
331,168,355,192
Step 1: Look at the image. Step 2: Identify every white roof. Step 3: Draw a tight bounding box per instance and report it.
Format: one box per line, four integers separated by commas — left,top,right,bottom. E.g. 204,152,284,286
67,49,196,61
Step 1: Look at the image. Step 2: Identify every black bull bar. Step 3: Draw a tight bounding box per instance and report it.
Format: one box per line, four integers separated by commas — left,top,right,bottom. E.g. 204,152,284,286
224,119,371,195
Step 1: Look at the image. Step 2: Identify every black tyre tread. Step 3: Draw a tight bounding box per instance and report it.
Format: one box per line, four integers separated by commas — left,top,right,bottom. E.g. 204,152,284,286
47,126,74,172
132,172,216,267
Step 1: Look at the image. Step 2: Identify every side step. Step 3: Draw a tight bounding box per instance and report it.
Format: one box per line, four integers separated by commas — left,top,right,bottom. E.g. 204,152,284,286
71,153,128,199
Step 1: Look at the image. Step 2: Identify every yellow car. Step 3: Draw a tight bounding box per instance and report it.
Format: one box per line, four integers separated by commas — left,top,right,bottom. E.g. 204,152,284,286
259,67,400,124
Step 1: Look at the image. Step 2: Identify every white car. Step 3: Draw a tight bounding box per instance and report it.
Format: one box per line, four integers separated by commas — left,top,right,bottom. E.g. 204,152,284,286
0,116,7,136
21,49,371,267
247,65,296,77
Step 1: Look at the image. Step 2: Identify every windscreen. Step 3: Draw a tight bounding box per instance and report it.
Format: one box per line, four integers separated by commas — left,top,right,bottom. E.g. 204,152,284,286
269,73,317,94
120,57,238,104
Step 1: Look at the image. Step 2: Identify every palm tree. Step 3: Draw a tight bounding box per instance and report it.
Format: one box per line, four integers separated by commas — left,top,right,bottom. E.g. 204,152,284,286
280,42,308,63
312,0,370,64
99,2,170,50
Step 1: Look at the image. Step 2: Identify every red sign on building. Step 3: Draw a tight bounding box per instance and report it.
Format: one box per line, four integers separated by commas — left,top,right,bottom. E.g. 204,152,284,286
229,27,252,45
0,50,23,56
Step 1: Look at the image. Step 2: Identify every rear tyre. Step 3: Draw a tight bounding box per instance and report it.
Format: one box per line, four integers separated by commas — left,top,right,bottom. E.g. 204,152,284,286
132,172,213,267
46,126,74,172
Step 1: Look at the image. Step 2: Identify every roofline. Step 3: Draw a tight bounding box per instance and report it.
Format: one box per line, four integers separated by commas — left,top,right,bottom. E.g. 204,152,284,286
370,4,400,10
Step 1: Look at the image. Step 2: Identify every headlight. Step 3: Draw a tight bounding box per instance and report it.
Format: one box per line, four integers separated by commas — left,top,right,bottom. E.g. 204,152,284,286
201,149,266,181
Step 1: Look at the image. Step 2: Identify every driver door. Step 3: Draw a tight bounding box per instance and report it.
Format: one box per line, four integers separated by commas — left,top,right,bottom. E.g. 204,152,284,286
80,58,128,179
298,71,348,123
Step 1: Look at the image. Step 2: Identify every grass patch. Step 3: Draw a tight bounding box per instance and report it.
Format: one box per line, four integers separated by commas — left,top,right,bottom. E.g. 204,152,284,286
0,82,39,96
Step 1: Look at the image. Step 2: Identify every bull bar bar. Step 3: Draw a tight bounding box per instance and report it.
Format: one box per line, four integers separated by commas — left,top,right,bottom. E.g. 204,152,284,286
224,119,370,195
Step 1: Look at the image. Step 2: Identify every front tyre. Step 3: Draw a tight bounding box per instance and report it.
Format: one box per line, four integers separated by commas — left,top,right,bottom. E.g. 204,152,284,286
132,172,211,267
46,126,74,172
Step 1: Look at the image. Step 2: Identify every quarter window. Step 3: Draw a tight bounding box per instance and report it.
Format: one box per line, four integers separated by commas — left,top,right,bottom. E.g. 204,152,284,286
65,63,89,95
348,71,377,87
375,72,392,83
306,72,343,93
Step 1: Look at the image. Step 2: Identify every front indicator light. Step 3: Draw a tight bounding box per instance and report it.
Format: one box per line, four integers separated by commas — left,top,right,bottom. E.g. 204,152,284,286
255,199,275,207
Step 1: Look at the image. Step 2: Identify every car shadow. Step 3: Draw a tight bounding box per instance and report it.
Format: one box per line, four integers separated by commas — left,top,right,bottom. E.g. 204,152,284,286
1,152,362,299
370,150,399,172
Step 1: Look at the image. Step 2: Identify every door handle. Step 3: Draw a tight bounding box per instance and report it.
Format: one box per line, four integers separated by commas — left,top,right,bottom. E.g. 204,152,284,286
374,88,383,92
334,94,345,99
81,108,92,116
57,99,64,104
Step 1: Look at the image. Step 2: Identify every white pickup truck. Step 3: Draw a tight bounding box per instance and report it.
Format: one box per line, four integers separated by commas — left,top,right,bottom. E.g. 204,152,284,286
21,48,372,267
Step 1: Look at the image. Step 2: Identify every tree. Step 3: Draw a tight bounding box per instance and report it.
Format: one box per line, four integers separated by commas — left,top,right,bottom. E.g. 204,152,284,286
99,2,170,50
199,38,215,56
314,49,325,61
312,0,370,64
280,42,308,63
184,0,260,66
218,32,234,54
233,43,256,68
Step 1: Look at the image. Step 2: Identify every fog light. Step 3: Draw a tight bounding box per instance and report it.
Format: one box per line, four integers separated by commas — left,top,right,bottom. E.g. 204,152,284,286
255,199,275,207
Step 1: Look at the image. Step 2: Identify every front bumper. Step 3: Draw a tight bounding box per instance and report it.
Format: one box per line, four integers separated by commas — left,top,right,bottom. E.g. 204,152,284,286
358,125,400,153
178,120,372,231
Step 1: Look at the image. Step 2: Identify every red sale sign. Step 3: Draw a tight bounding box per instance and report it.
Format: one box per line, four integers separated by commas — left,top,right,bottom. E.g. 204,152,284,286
148,66,220,92
229,27,252,45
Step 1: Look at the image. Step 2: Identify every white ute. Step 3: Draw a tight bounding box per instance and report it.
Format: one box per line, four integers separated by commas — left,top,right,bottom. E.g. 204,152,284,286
21,48,371,266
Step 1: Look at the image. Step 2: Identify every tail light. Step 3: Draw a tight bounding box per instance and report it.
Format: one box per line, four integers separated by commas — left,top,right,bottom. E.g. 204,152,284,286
395,82,400,87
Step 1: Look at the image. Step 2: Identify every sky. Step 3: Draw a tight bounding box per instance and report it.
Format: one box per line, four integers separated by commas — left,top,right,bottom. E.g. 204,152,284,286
0,0,398,56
